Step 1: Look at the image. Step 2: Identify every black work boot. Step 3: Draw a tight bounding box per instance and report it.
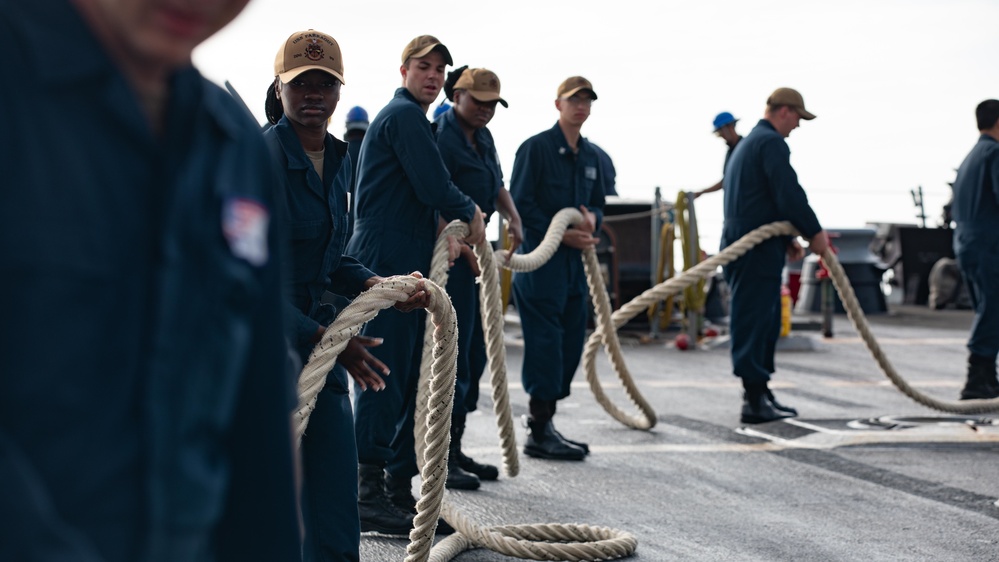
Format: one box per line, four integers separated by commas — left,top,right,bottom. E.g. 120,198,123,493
766,389,799,416
384,472,416,515
740,383,795,424
524,417,586,461
445,439,481,490
549,402,590,454
960,354,999,400
451,421,499,481
384,471,455,535
457,451,500,481
358,464,414,536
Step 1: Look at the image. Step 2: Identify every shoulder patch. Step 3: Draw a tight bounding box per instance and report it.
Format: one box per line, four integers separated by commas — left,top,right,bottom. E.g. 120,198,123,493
222,197,270,266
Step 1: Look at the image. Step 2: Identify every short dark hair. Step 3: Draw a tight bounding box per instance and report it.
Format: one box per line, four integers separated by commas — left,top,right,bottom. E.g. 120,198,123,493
976,99,999,131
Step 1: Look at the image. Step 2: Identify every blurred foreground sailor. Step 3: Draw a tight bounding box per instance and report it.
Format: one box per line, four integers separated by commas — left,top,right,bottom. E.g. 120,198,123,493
0,1,301,560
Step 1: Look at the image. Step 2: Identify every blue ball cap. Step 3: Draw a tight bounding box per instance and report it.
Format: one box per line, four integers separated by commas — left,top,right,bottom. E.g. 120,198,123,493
712,111,738,131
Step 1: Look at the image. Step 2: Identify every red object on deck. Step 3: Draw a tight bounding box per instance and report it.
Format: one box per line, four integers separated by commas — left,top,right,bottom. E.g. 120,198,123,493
788,272,801,304
675,333,690,351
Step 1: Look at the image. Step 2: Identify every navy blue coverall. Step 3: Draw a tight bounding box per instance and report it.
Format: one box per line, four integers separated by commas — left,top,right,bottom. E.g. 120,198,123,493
591,142,618,196
0,2,301,561
951,134,999,360
347,88,476,481
510,123,605,402
721,119,822,384
264,116,375,562
723,136,742,173
434,108,503,421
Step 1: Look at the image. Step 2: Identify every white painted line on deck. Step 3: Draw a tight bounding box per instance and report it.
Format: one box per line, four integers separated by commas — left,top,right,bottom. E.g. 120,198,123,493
821,337,966,345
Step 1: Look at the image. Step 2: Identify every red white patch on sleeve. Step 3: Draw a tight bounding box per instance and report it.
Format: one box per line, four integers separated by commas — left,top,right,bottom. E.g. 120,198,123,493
222,197,270,266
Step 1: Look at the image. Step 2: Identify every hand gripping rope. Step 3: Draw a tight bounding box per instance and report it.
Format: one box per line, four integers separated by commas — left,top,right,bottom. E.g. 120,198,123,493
293,275,459,562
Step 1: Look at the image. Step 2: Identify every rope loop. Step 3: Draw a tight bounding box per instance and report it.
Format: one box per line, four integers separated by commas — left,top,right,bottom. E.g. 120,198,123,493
292,275,459,562
419,218,637,562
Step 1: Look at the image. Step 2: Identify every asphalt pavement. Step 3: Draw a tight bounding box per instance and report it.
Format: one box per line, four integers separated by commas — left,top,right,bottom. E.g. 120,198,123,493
361,304,999,561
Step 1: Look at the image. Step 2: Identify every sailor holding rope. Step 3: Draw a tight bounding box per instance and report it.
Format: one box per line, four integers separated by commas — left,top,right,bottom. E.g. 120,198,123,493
721,87,830,424
510,76,606,461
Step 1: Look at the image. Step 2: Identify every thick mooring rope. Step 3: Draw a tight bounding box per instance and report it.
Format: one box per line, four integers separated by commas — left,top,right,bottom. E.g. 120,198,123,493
500,208,659,430
422,219,637,561
420,221,519,479
819,240,999,414
578,219,999,418
292,275,458,562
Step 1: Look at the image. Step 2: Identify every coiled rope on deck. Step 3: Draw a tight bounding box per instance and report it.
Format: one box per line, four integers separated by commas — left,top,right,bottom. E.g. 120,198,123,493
292,275,459,562
422,218,637,562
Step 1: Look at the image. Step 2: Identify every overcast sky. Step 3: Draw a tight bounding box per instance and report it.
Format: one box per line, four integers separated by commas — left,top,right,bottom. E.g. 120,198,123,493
195,0,998,250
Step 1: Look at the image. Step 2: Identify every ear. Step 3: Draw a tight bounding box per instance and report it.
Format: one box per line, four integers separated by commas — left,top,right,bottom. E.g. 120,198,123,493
400,63,408,82
273,79,282,100
555,98,563,111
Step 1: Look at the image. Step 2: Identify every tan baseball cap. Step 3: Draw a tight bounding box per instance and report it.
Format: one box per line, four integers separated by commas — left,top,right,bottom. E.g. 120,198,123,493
401,35,453,66
766,87,816,120
274,30,345,84
557,76,597,100
453,68,508,108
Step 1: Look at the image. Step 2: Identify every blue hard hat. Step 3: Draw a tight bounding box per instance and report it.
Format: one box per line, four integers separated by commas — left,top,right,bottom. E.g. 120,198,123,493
345,106,369,132
433,102,451,119
712,111,738,131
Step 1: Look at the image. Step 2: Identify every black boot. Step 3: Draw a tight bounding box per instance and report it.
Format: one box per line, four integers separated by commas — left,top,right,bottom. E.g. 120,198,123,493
549,402,590,455
358,464,414,536
457,452,500,481
524,417,586,461
960,354,999,400
766,389,799,416
384,472,416,514
741,383,795,424
384,471,455,535
451,420,499,481
445,439,480,490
